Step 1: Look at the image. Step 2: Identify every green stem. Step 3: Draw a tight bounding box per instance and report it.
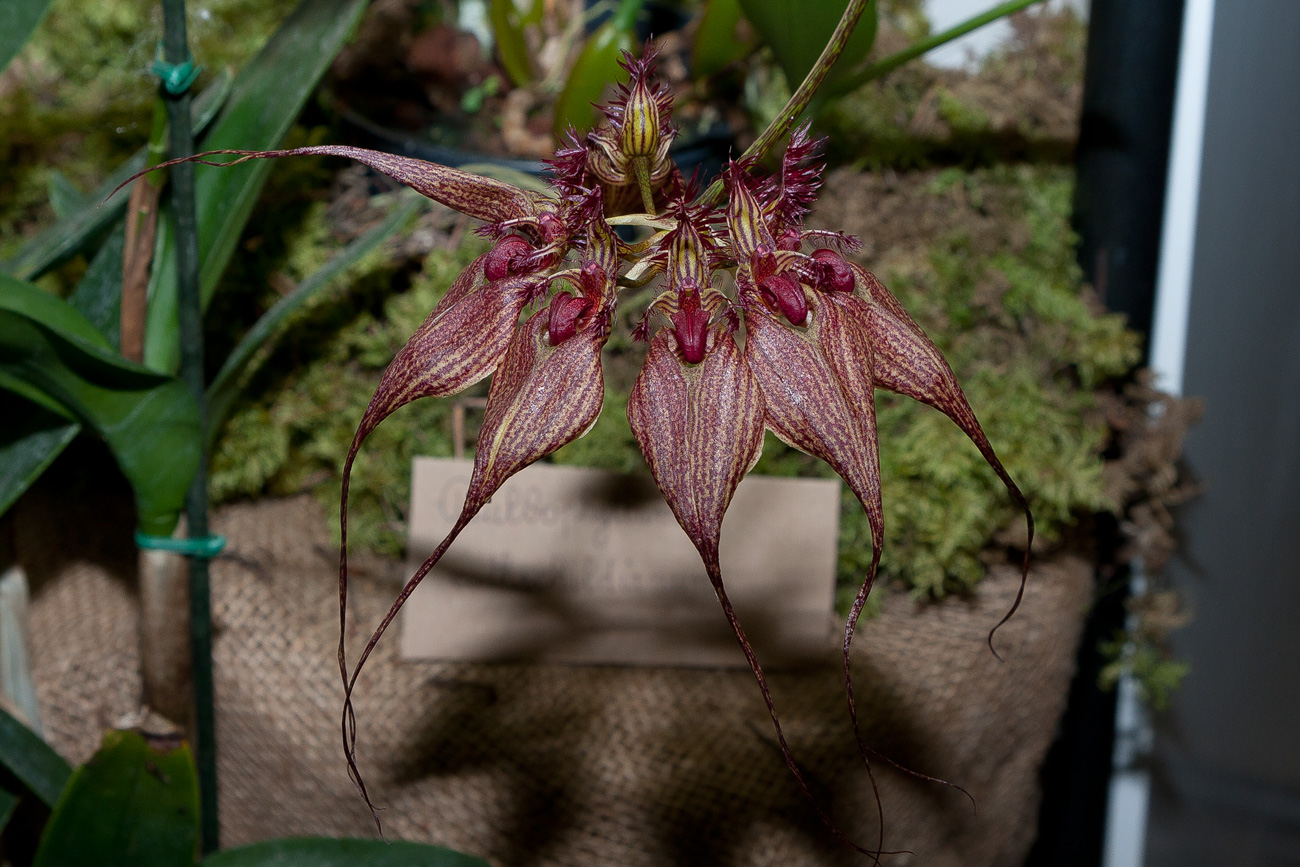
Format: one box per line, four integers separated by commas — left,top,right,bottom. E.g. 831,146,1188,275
159,0,219,853
835,0,1044,94
696,0,871,208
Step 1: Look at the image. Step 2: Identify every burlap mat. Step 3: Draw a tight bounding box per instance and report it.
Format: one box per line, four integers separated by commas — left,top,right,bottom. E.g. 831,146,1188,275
19,487,1092,867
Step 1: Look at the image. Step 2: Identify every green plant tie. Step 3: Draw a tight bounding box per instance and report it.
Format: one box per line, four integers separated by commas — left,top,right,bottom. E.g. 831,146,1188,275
134,530,226,558
150,44,203,96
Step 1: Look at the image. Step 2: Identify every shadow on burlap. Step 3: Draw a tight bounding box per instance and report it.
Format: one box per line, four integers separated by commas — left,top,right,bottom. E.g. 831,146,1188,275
18,480,1092,867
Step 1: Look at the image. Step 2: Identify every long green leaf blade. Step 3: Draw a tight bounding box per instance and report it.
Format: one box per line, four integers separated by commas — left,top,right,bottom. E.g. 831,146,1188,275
143,0,370,374
0,708,71,809
0,280,199,534
488,0,534,87
550,0,643,137
0,273,112,351
0,0,55,74
2,71,233,282
0,391,80,518
201,837,492,867
33,730,198,867
205,193,421,448
66,223,127,348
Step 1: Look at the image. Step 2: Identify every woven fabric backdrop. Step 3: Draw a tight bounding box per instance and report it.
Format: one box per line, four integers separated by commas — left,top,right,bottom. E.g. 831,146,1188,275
18,485,1092,867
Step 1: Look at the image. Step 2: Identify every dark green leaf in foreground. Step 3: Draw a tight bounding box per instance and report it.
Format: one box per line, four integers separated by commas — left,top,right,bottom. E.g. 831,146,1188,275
33,730,198,867
143,0,370,374
0,390,79,518
67,222,128,349
2,71,232,282
0,708,71,809
201,837,492,867
0,786,18,833
0,0,55,74
0,277,199,535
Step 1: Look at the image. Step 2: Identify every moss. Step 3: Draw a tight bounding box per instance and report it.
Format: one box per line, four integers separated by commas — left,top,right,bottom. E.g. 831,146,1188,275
1099,634,1189,711
0,0,299,256
210,233,489,555
852,164,1138,598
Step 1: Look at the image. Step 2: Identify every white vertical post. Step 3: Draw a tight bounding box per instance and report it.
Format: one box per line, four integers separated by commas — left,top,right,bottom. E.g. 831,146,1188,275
1102,2,1216,866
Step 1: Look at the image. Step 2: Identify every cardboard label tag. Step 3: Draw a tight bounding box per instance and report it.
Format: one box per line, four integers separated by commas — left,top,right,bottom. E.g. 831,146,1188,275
400,458,840,668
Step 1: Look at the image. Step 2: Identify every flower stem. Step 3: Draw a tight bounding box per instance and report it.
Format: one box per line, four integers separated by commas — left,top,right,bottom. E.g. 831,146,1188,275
695,0,872,209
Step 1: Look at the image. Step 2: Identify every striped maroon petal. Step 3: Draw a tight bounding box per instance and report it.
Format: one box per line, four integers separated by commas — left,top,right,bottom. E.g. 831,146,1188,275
350,259,532,456
628,325,877,852
339,303,608,826
627,327,764,564
837,263,1035,653
743,293,887,772
116,146,543,225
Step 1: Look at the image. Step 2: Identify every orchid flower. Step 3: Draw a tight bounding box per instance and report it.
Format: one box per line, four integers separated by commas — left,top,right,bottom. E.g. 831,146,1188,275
123,46,1032,856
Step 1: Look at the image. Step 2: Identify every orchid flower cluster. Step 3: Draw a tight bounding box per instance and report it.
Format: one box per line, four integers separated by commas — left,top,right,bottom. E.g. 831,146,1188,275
158,50,1031,853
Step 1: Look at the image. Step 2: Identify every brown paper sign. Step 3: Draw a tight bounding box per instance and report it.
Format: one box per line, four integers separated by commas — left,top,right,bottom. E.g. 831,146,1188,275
400,457,840,668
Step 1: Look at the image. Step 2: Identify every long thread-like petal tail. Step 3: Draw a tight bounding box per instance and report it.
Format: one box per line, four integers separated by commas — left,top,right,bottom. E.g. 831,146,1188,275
341,298,609,833
743,294,893,847
703,554,894,864
630,325,898,858
338,260,531,790
843,265,1034,657
108,146,545,224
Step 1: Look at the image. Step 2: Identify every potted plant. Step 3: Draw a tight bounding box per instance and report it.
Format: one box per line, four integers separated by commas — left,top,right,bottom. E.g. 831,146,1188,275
2,0,1192,863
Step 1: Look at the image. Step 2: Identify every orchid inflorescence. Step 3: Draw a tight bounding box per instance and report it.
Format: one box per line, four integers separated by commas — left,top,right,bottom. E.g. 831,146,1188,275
136,48,1032,856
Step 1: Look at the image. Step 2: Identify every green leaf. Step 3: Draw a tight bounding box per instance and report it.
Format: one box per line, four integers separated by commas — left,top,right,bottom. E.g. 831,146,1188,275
2,70,233,282
205,194,422,449
143,0,370,375
0,224,125,519
201,837,492,867
0,0,55,74
34,730,198,867
692,0,755,80
0,707,71,809
488,0,534,87
0,278,199,535
46,172,90,221
551,0,644,138
737,0,877,94
0,786,18,833
0,272,112,352
67,222,127,349
0,390,80,518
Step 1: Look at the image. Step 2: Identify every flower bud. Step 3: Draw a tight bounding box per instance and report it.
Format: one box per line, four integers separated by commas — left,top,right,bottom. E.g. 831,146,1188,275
621,78,661,160
759,272,809,326
811,248,855,293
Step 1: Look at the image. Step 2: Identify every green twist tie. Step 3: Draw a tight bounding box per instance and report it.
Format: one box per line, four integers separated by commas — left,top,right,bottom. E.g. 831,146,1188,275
150,44,203,96
135,530,226,558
